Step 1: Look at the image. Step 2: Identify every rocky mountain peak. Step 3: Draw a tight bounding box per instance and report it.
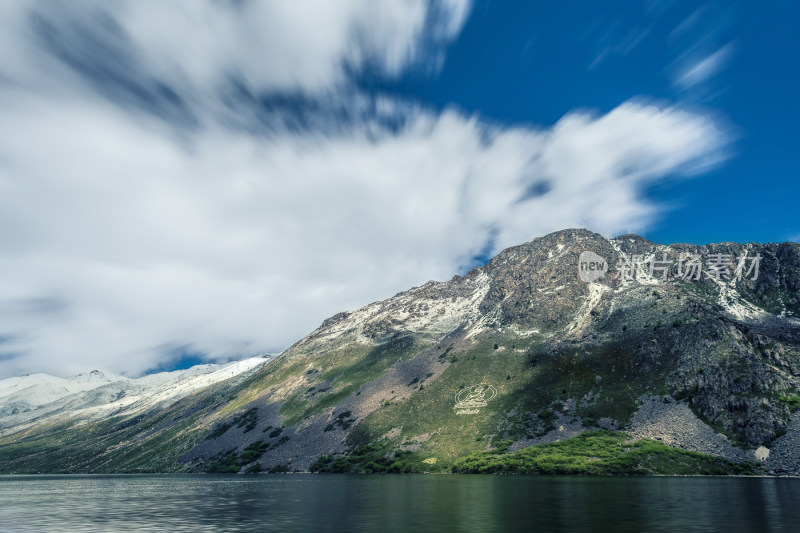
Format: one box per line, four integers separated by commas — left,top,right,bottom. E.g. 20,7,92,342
3,230,799,475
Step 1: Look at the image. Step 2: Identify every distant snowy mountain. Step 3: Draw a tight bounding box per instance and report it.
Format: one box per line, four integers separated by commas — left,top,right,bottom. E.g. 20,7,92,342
0,357,272,434
0,370,126,414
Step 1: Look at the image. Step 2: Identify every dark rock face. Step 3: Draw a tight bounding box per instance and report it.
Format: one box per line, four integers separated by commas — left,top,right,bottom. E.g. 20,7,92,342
667,319,797,445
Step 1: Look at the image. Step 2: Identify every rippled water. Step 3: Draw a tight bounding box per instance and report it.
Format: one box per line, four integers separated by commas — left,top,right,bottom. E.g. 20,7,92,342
1,475,799,532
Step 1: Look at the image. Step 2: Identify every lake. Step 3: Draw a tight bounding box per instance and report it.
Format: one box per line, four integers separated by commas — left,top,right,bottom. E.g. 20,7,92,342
1,475,799,532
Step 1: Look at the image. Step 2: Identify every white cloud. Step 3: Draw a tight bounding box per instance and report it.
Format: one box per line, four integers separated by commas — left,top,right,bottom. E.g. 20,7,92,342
0,1,728,378
9,0,468,97
0,90,727,377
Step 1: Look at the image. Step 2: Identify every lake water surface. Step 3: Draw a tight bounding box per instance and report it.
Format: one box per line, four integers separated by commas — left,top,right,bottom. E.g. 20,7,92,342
1,474,799,532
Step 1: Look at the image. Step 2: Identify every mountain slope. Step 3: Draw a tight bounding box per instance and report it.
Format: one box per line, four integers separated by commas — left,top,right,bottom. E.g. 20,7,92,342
0,358,270,436
0,370,125,416
1,229,799,475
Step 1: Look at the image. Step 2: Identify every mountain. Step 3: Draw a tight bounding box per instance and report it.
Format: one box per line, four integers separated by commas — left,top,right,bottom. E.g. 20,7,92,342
0,370,126,417
0,358,270,437
1,229,799,475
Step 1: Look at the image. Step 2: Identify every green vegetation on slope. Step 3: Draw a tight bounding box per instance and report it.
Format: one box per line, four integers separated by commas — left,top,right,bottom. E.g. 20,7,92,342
280,332,425,427
309,442,428,473
778,395,800,412
0,378,246,473
309,431,756,476
451,431,757,476
346,331,673,465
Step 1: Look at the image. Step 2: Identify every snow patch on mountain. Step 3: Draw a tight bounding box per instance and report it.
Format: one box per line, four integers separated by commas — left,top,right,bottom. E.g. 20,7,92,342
0,370,127,413
299,270,492,348
0,356,273,434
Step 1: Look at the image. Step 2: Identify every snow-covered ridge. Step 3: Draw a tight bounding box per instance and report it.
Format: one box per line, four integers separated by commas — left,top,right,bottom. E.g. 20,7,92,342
0,369,127,410
0,356,273,434
297,271,492,349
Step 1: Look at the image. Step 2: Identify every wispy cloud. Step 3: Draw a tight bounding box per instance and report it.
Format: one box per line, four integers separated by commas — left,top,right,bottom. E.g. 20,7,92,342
588,24,651,70
673,43,734,90
669,6,706,40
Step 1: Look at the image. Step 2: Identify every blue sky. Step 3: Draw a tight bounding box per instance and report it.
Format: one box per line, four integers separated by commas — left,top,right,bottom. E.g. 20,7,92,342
0,0,797,376
373,0,799,246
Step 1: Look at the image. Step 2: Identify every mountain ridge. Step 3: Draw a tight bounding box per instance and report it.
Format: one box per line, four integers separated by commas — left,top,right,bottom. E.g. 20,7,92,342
1,228,799,475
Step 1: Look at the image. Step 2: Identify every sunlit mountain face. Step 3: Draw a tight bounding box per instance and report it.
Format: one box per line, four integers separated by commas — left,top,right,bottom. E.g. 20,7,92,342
1,230,798,476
